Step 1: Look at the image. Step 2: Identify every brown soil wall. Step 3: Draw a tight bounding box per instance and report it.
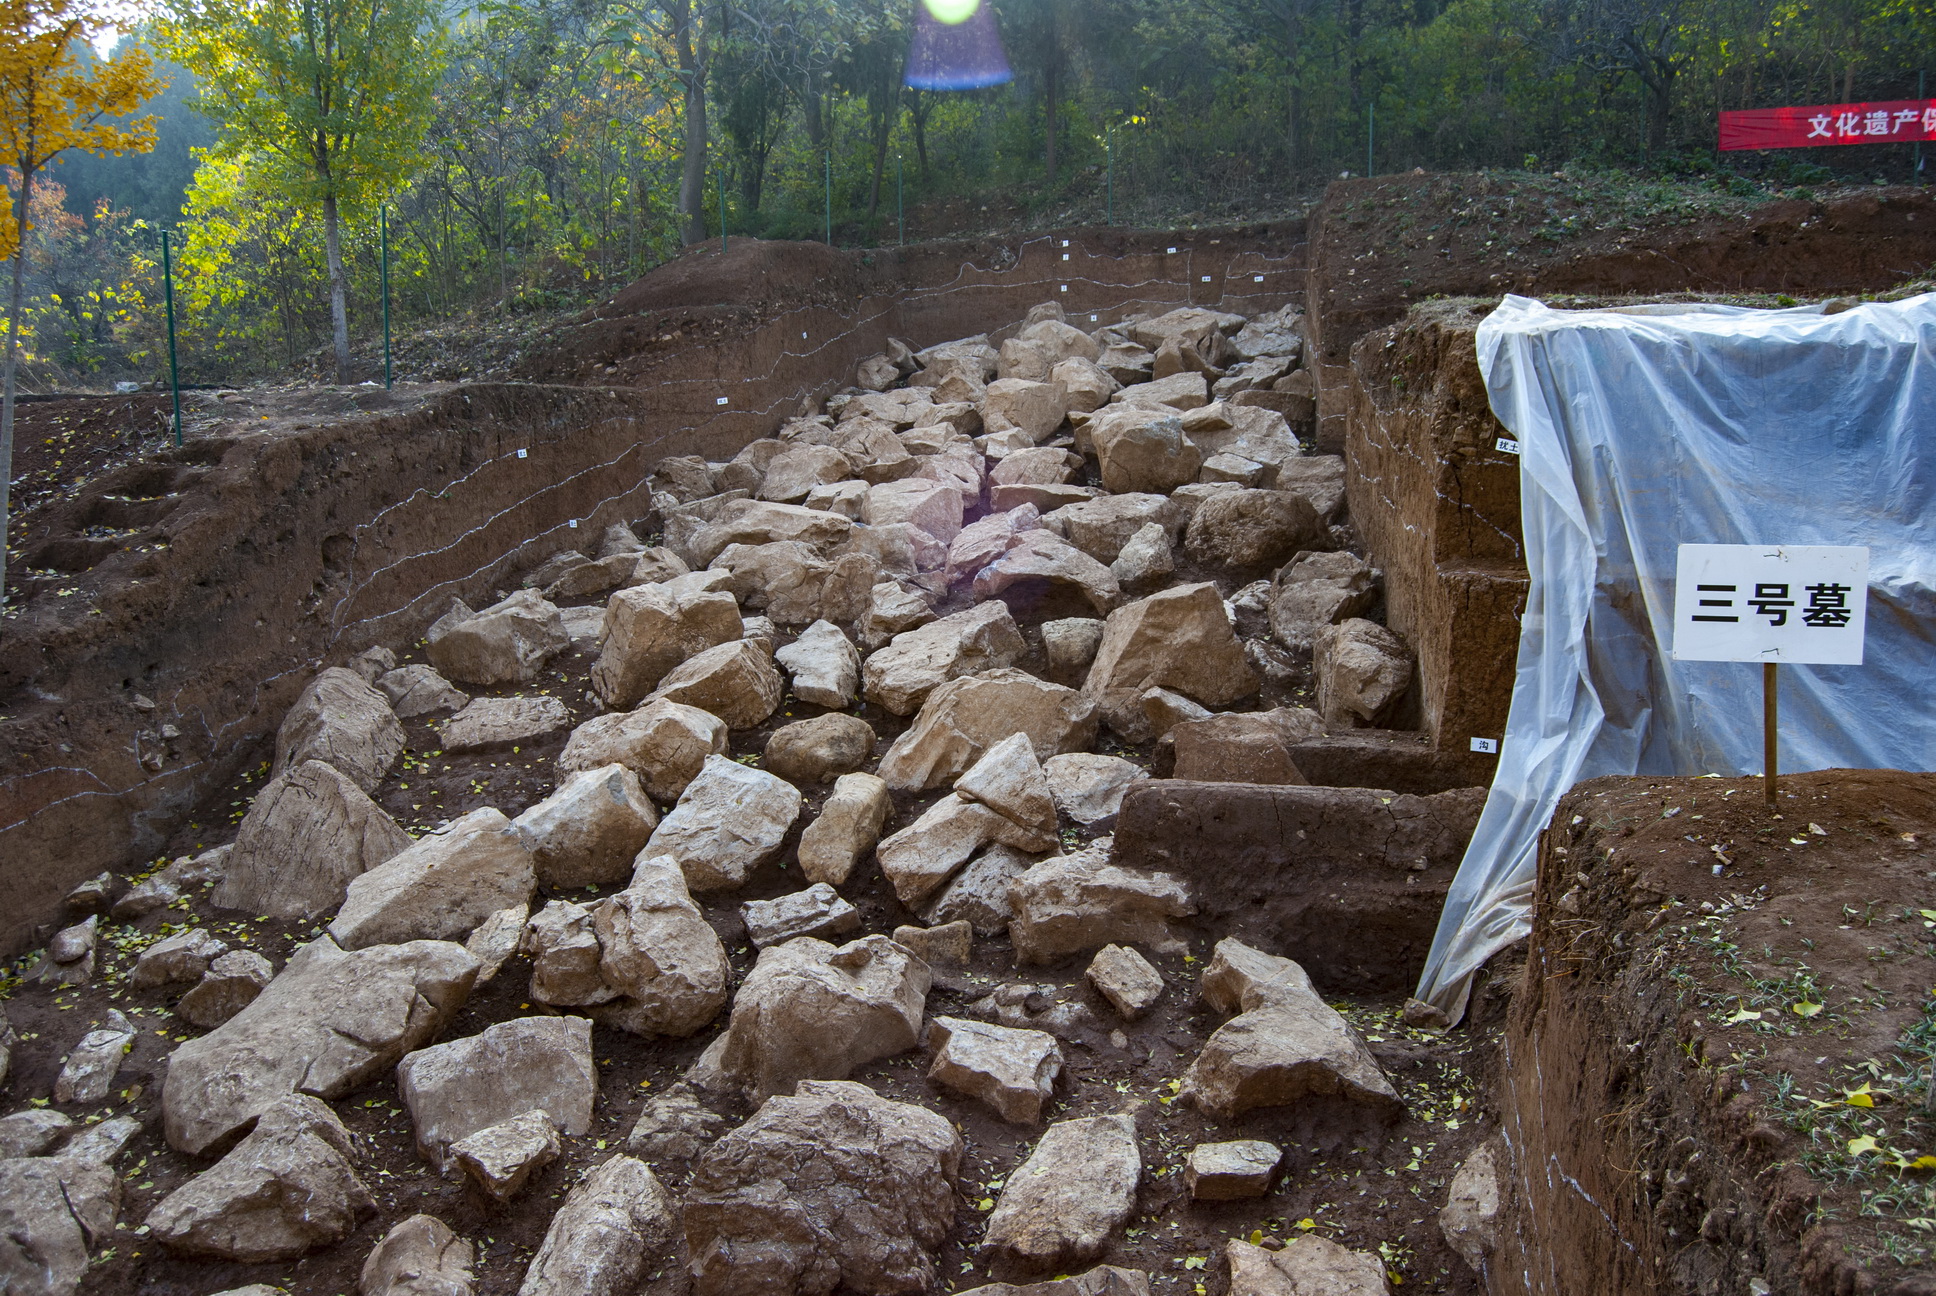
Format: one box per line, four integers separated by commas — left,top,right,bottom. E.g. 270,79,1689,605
0,224,1307,958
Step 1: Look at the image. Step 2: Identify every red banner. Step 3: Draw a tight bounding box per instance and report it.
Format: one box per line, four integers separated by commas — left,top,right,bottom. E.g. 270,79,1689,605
1720,99,1936,150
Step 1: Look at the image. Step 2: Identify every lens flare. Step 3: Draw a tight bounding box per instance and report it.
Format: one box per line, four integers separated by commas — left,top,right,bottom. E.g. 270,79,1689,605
906,0,1012,90
922,0,980,23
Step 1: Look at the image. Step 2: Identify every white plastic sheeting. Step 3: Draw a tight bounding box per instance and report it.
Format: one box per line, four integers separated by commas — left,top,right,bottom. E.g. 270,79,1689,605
1416,293,1936,1015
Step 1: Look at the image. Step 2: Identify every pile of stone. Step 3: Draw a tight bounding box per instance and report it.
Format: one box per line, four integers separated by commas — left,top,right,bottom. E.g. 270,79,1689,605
1,300,1474,1296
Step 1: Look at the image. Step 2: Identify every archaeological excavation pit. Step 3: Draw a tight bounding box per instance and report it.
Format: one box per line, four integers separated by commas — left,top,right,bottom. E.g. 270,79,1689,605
2,175,1934,1296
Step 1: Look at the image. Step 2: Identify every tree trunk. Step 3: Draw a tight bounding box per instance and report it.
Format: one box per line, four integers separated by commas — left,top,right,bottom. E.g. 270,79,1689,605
910,93,932,180
674,0,708,247
321,188,351,382
0,163,31,607
866,79,898,221
1044,45,1059,181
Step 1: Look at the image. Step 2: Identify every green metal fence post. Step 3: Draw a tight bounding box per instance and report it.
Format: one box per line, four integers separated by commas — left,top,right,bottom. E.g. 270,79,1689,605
897,154,904,246
161,229,181,446
1106,126,1114,225
380,207,392,390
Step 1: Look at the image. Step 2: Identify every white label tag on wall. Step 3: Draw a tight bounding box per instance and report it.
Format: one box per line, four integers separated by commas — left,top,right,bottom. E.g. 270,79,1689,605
1201,275,1212,283
1470,737,1499,754
568,518,578,529
1254,275,1265,283
1672,543,1870,665
1495,437,1520,455
715,396,729,406
516,448,527,459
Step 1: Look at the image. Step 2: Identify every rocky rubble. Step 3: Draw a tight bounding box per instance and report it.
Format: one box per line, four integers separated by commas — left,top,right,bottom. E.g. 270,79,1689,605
3,297,1485,1296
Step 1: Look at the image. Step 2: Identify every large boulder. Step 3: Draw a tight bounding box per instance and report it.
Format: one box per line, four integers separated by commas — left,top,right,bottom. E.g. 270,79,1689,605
1041,494,1180,565
591,856,733,1036
360,1214,475,1296
438,696,572,751
863,478,965,545
53,1012,135,1104
1088,407,1201,495
1274,455,1348,522
147,1094,372,1262
773,619,861,708
685,1080,963,1296
1022,318,1102,364
1179,402,1302,478
215,760,411,920
1126,306,1243,356
707,541,835,625
591,582,742,708
797,773,892,887
162,936,479,1155
983,1115,1141,1269
945,505,1042,587
1167,712,1314,785
646,637,786,729
688,499,854,567
982,378,1069,444
692,935,929,1103
1008,844,1194,964
740,883,860,948
641,754,801,893
512,763,659,889
759,443,854,503
1179,938,1400,1121
271,667,405,792
1439,1137,1506,1272
923,844,1038,935
0,1154,119,1296
396,1016,595,1170
517,1157,676,1296
177,950,274,1030
1083,583,1258,739
971,531,1121,616
1111,371,1209,411
1224,1236,1392,1296
426,591,569,687
329,807,536,950
1184,489,1325,569
557,699,728,804
862,602,1026,716
877,792,1057,909
878,668,1097,792
1052,357,1119,413
1044,753,1147,827
1268,550,1378,651
1110,522,1175,594
1313,619,1415,728
764,713,876,783
927,1017,1063,1124
988,448,1076,487
860,580,938,649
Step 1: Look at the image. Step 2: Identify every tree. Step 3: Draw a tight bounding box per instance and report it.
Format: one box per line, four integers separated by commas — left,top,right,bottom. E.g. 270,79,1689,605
161,0,443,382
0,0,158,606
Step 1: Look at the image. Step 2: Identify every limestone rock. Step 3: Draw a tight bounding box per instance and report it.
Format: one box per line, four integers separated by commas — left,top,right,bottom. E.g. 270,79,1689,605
1084,583,1258,739
512,764,659,889
397,1016,594,1171
864,477,965,547
1043,617,1105,681
0,1152,119,1296
923,844,1036,935
945,505,1041,587
764,713,874,784
958,1266,1153,1296
1268,551,1377,651
177,951,274,1029
1184,489,1324,569
516,1157,675,1296
877,793,1057,909
860,580,938,649
989,447,1076,487
692,935,929,1102
557,699,728,804
1139,686,1211,738
805,479,868,519
984,1115,1140,1269
774,619,861,708
688,499,854,567
1169,713,1309,785
626,1082,730,1163
1097,342,1156,386
797,773,892,886
1439,1137,1505,1271
646,637,785,729
53,1011,135,1104
1127,307,1244,355
846,522,947,585
1084,945,1164,1020
989,482,1099,513
1110,522,1174,593
39,916,97,985
1052,357,1120,413
627,546,692,586
759,444,854,503
1200,452,1266,486
997,338,1053,382
451,1110,561,1202
1313,619,1414,728
1112,371,1209,411
1008,845,1193,963
1225,1237,1391,1296
132,927,228,989
546,553,639,600
377,665,470,719
915,336,998,386
162,936,479,1155
330,808,536,950
741,883,861,948
708,541,836,625
1180,402,1302,477
972,530,1121,616
1274,455,1348,522
685,1080,962,1296
427,592,569,687
217,760,411,920
1186,1140,1280,1200
1088,407,1201,495
955,732,1058,836
0,1110,74,1158
642,754,801,892
1022,319,1102,364
439,696,571,751
591,582,742,708
927,1016,1063,1124
862,602,1026,716
359,1214,474,1296
147,1094,372,1262
1041,494,1180,564
891,920,972,966
590,856,732,1037
878,668,1097,792
982,378,1069,444
1044,753,1146,827
270,667,406,795
1180,938,1400,1121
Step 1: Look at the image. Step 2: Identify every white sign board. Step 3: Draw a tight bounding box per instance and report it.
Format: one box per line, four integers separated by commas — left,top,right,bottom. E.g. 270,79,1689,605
1672,544,1869,665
